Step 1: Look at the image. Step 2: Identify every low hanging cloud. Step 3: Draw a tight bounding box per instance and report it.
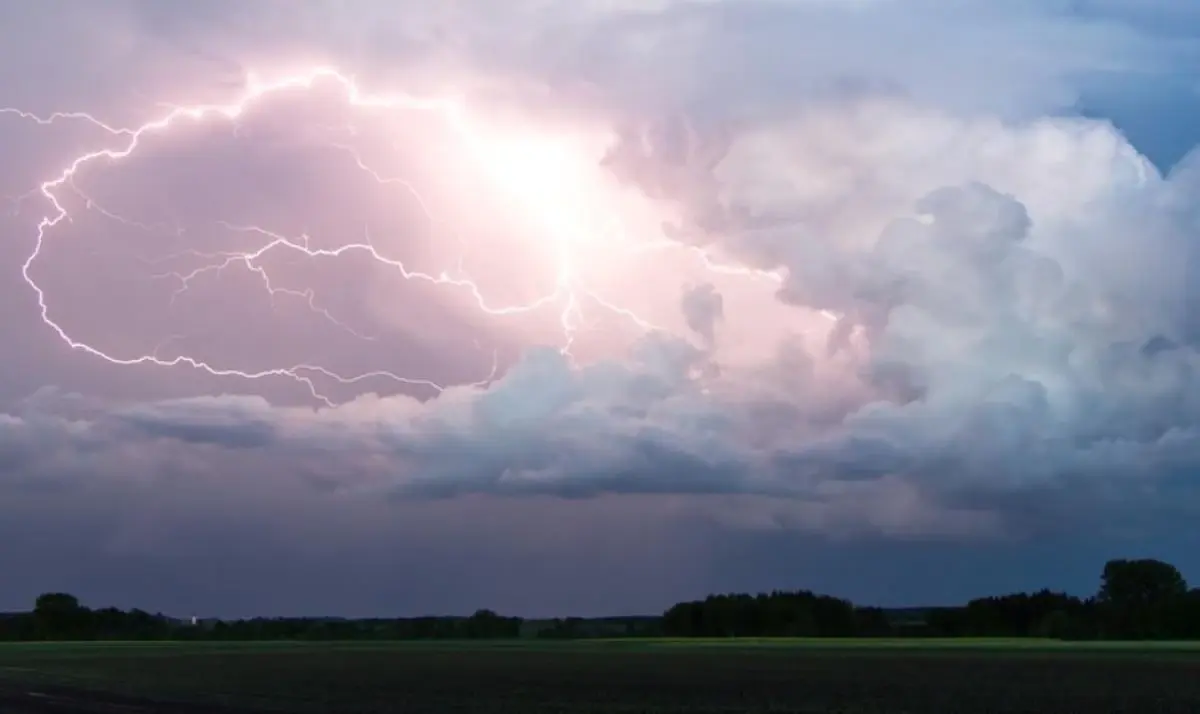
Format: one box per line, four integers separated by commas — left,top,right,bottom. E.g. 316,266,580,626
3,0,1200,564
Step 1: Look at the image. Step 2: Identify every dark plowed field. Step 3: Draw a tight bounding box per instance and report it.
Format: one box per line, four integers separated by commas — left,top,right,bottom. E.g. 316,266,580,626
0,641,1198,713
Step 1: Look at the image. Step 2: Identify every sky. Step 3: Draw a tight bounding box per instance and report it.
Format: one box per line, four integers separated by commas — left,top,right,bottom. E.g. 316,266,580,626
2,0,1200,619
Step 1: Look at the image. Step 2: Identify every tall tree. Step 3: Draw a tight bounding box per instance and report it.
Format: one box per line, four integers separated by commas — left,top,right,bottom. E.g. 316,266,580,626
1099,559,1188,605
33,592,88,639
1097,559,1188,638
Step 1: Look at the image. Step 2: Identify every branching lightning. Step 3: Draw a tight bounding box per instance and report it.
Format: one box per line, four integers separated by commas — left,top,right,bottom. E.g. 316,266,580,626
5,66,795,406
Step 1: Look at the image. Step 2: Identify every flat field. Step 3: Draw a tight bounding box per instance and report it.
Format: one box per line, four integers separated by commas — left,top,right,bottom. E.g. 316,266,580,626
0,639,1198,713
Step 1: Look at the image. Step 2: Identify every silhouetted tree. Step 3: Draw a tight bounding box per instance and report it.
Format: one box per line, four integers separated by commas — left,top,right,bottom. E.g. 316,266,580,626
1097,558,1188,638
34,592,88,639
464,609,522,638
661,590,860,637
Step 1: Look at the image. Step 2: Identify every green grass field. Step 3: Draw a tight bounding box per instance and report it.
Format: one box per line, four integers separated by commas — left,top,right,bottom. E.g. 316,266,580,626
1,638,1198,712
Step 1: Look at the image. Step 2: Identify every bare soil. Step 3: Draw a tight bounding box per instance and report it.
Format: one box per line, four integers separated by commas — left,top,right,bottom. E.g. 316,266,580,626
0,644,1197,713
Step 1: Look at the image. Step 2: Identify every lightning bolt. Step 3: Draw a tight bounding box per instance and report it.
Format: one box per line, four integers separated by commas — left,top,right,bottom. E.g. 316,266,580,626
6,65,805,407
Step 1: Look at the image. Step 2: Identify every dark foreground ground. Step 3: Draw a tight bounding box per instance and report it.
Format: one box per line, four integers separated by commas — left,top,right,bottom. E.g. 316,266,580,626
0,640,1199,713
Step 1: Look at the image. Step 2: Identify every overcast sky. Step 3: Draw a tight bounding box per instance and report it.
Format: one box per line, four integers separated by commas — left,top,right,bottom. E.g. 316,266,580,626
2,0,1200,618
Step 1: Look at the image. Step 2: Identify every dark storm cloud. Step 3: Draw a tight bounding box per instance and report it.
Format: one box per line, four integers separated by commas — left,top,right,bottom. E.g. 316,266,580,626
118,397,278,449
2,0,1200,616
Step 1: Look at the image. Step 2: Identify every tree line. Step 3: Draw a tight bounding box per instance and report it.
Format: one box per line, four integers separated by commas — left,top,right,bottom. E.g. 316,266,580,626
3,558,1199,641
664,559,1200,639
0,596,523,641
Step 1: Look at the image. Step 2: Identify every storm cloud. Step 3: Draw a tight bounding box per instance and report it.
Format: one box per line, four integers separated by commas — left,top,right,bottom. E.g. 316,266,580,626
2,0,1200,616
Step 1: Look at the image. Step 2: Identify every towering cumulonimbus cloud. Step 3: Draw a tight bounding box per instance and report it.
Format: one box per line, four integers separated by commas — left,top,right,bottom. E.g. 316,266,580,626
2,0,1200,557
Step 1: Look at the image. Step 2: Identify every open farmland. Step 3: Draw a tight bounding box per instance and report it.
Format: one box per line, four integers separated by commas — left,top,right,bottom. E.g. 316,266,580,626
0,639,1198,713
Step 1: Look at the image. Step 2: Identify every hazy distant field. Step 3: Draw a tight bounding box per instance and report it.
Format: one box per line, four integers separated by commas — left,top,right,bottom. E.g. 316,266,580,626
1,639,1199,712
